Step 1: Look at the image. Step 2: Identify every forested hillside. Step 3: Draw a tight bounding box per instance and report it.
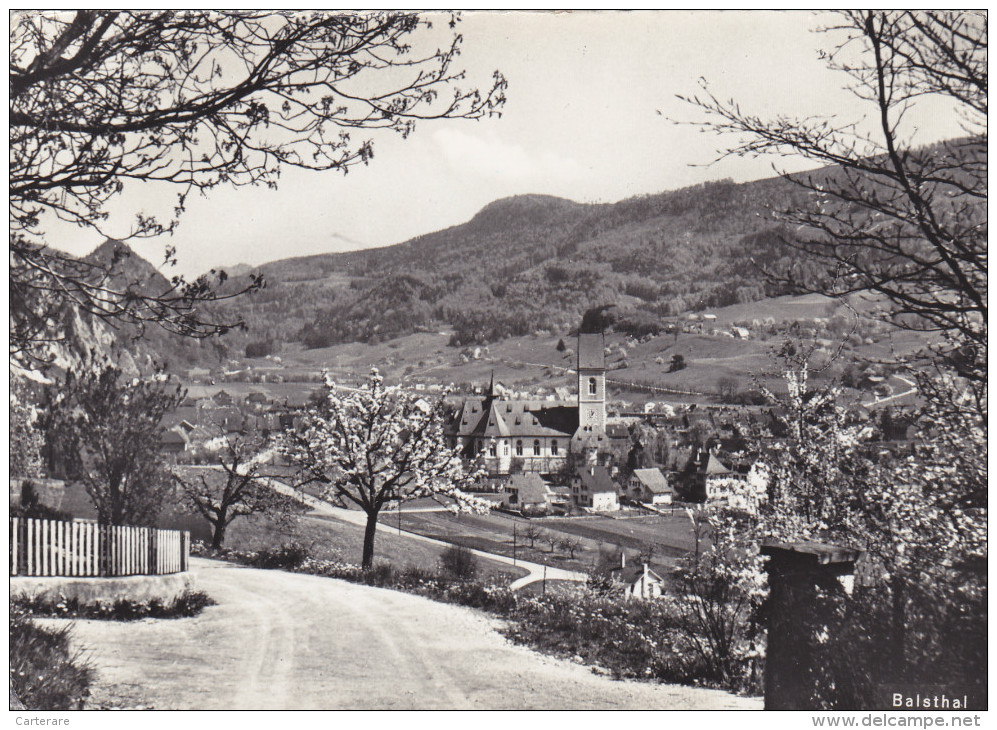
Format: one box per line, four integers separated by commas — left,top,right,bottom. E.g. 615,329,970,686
207,173,820,354
94,141,974,367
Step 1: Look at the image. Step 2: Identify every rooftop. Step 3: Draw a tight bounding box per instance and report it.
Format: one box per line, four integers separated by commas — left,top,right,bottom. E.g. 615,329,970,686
577,332,606,370
631,468,672,494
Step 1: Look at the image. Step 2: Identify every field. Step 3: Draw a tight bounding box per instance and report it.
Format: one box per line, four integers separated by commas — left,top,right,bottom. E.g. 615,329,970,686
222,512,527,583
181,292,938,412
380,508,697,578
182,381,319,402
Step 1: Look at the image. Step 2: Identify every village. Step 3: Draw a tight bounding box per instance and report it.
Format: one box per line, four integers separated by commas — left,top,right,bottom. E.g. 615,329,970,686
56,317,907,608
9,9,984,716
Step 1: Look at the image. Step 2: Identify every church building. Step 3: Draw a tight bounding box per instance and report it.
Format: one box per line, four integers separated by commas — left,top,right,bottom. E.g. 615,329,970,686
447,329,610,475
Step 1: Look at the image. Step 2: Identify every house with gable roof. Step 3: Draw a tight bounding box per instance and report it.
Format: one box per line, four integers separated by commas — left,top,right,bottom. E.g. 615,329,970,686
622,564,666,600
571,464,619,512
502,473,562,515
628,467,674,505
681,447,746,502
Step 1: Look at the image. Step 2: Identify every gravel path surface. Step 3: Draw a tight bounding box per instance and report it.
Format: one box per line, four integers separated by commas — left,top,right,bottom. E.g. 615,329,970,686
46,558,760,710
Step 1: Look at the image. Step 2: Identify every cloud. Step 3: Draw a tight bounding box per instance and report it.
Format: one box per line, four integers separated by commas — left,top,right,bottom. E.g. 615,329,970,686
432,128,585,184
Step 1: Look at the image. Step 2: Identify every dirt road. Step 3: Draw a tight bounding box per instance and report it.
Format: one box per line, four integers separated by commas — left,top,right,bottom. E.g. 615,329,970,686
50,558,760,710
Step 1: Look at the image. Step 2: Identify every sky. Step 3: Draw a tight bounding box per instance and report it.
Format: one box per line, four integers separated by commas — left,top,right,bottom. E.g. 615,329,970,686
39,10,970,278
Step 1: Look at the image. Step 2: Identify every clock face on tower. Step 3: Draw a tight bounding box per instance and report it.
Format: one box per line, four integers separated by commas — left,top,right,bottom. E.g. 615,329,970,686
586,409,598,423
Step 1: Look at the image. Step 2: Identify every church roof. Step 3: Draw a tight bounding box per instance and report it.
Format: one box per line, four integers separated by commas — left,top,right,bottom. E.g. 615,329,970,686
450,397,578,439
571,429,611,448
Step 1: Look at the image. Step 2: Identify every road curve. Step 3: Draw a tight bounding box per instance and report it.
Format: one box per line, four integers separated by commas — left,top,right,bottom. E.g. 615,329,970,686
50,558,760,710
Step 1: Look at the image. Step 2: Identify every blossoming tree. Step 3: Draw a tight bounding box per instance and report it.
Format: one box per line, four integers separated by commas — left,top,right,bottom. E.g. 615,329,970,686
747,359,986,706
282,369,487,569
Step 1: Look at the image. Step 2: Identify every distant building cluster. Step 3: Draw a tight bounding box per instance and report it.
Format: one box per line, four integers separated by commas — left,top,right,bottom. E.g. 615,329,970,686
158,388,313,461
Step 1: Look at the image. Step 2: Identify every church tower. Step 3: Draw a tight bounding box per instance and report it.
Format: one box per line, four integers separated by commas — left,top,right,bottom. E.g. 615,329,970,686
576,331,606,433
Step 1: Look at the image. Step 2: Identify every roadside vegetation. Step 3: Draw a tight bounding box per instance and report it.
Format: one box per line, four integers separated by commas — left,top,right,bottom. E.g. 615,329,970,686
9,605,93,710
12,591,214,621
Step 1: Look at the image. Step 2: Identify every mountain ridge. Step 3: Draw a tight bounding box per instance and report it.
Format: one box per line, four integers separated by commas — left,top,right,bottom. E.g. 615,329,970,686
197,172,812,355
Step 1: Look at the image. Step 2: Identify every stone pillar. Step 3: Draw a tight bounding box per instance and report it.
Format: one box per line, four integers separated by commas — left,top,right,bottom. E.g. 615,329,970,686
761,541,862,711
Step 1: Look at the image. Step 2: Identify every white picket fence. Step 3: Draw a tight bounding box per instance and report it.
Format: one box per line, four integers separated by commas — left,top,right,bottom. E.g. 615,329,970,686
9,518,189,577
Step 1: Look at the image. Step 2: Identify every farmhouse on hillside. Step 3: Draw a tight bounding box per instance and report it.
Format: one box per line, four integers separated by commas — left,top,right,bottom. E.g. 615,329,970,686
446,329,608,475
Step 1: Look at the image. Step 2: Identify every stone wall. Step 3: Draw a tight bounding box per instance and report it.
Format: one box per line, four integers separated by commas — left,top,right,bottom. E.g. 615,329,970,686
10,571,197,606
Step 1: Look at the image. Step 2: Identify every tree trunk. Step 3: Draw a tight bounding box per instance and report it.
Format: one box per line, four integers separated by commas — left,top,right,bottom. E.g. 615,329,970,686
891,575,907,679
211,519,227,550
362,509,379,570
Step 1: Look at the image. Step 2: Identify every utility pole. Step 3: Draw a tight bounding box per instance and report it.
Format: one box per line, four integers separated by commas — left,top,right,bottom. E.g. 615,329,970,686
542,564,547,595
513,522,517,566
398,500,402,536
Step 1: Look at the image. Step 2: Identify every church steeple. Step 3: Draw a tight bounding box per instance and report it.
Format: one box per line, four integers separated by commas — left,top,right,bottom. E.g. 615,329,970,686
577,331,606,433
484,369,498,405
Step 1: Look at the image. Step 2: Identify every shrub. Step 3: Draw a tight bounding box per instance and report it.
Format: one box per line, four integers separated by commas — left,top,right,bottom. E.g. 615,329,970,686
400,565,438,586
12,591,215,621
438,544,478,582
248,543,309,570
9,607,93,709
363,562,396,587
244,340,275,358
11,481,73,521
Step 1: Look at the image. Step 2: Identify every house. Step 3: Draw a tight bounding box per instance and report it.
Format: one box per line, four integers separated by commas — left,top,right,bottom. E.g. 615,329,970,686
502,473,556,515
571,465,619,512
628,468,673,505
447,328,607,475
683,449,743,502
160,427,190,454
283,392,312,411
622,564,666,600
731,326,750,340
245,391,270,407
212,390,234,406
203,406,244,433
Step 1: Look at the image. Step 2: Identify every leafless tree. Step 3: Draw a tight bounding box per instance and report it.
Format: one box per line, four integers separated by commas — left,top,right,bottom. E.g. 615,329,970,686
681,11,986,384
522,522,543,548
637,539,657,566
558,535,583,559
542,531,560,553
173,432,301,549
716,376,740,403
10,11,506,364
